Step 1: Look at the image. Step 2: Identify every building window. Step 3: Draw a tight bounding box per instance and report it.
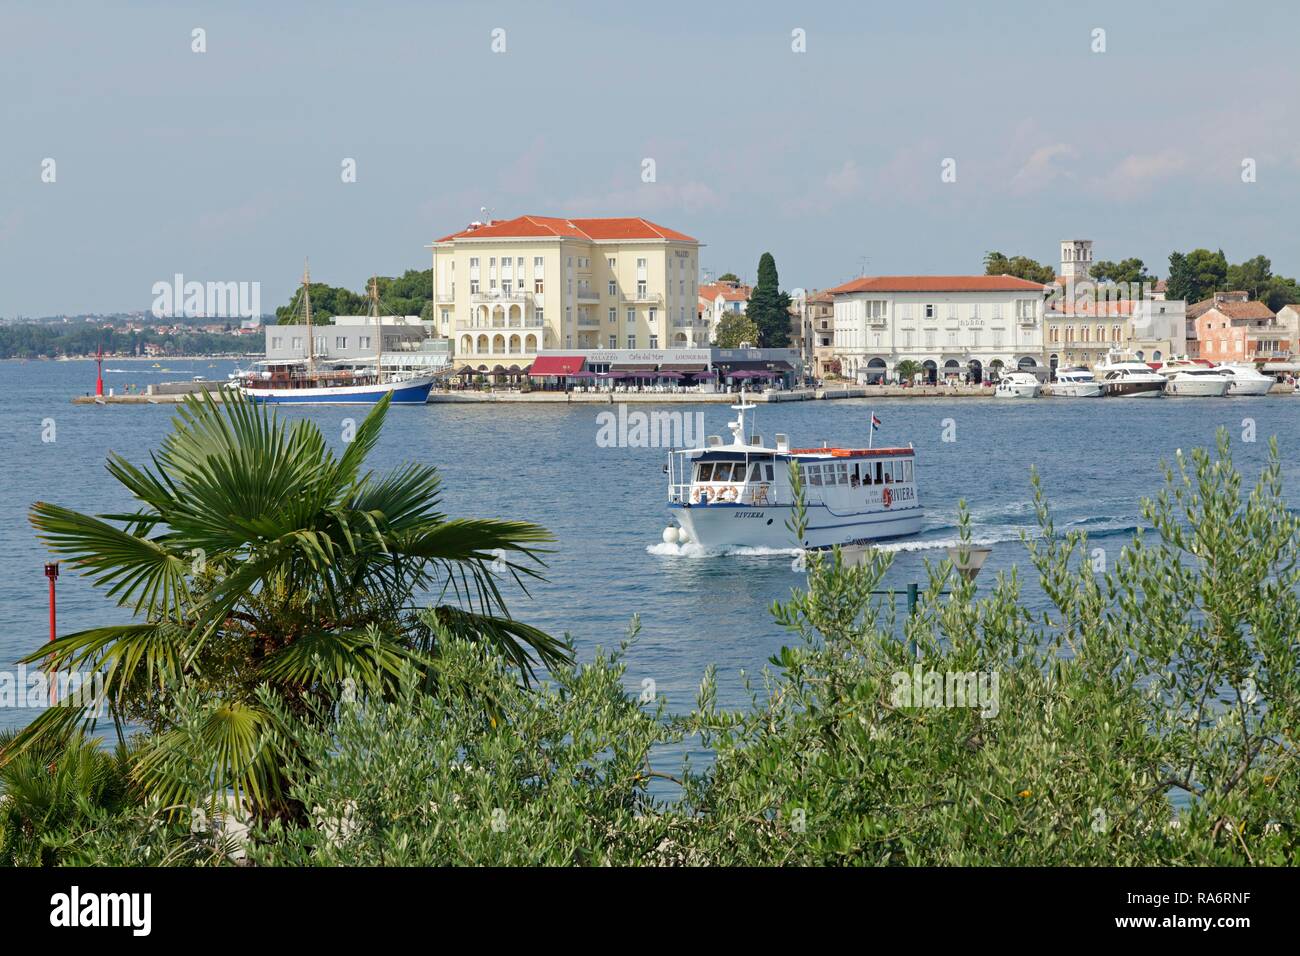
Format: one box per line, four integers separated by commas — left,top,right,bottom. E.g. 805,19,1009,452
469,257,479,268
359,336,370,349
649,335,658,349
991,303,1002,319
648,308,657,324
627,308,635,324
627,335,636,349
608,335,616,348
271,337,282,349
470,280,480,294
535,309,543,324
637,280,647,297
534,278,543,293
608,280,616,295
607,257,616,270
502,280,511,294
335,336,347,349
924,304,935,319
291,337,302,350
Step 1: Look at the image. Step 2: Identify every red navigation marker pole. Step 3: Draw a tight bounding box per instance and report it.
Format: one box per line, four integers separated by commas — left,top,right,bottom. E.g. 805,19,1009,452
96,343,104,397
45,562,58,704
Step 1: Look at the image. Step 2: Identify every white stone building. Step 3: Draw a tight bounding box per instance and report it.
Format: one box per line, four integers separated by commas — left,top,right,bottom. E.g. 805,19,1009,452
827,275,1050,383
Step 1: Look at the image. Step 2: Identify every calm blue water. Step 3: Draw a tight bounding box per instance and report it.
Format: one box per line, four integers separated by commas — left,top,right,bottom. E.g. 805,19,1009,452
2,359,1298,740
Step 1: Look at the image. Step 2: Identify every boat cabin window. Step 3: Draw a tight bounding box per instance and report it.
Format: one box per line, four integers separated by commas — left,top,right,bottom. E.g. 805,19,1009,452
764,463,774,482
807,464,822,487
883,461,895,483
835,463,849,485
748,463,764,482
713,462,737,482
695,462,714,482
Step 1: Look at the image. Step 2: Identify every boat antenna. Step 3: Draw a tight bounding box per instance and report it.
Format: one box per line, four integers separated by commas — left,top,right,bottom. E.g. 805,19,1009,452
302,258,314,377
370,275,382,383
728,385,755,445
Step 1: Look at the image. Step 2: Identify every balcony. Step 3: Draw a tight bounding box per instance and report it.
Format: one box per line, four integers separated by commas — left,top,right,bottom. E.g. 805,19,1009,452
621,290,663,305
457,317,538,331
576,289,601,303
435,292,455,303
470,289,531,305
576,317,602,328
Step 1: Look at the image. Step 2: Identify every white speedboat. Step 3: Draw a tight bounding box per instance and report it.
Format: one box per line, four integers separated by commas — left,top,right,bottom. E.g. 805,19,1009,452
1050,367,1103,398
993,371,1042,398
1215,363,1275,396
1158,366,1231,397
664,395,923,551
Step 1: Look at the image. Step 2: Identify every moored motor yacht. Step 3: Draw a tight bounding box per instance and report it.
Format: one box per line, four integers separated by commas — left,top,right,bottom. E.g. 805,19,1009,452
993,371,1042,398
1157,365,1231,397
1049,367,1104,398
664,394,924,551
1214,363,1275,396
1095,351,1166,398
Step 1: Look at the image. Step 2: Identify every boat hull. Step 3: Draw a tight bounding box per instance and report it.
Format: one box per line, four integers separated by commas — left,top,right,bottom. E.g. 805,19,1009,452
670,501,924,550
1105,381,1164,398
240,376,435,405
1050,383,1104,398
1226,380,1274,396
1164,378,1230,397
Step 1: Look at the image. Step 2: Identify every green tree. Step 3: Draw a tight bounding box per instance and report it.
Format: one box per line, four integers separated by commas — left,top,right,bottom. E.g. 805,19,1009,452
9,393,566,819
983,251,1056,284
1166,248,1228,304
713,311,760,348
1090,257,1155,293
895,359,922,382
745,252,792,348
716,272,741,284
1226,255,1273,303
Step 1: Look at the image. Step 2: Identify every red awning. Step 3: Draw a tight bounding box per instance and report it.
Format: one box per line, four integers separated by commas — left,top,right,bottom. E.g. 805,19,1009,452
529,355,586,376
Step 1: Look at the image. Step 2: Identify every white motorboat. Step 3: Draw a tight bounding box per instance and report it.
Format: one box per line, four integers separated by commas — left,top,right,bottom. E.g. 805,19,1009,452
1158,365,1231,397
1215,363,1275,396
664,395,923,550
1050,367,1104,398
993,371,1042,398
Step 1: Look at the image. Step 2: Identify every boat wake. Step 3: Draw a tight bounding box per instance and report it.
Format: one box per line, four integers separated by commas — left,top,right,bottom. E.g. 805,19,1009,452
646,541,801,558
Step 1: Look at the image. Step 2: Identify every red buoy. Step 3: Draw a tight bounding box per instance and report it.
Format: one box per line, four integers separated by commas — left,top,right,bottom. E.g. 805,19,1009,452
95,343,104,396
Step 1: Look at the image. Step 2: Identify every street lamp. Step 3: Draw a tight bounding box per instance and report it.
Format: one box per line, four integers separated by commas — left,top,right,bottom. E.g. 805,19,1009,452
945,544,992,582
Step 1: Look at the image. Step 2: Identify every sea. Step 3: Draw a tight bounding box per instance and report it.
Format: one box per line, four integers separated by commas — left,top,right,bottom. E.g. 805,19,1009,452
2,358,1297,759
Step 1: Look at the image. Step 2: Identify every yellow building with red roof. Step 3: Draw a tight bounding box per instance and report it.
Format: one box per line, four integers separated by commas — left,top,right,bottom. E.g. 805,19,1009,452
429,215,703,366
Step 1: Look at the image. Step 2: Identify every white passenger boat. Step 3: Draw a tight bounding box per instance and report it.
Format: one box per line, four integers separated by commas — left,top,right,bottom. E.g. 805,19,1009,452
1215,363,1275,396
1049,367,1104,398
993,371,1042,398
664,396,923,550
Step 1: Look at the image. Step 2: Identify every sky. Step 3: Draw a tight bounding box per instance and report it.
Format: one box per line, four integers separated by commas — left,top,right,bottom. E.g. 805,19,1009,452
2,0,1299,317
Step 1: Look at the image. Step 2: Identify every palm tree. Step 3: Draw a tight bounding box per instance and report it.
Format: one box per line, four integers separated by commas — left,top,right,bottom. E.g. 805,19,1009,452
894,359,922,384
7,392,566,816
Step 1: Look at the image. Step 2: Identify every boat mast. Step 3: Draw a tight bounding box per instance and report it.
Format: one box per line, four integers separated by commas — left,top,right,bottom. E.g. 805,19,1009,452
371,276,382,383
302,259,314,377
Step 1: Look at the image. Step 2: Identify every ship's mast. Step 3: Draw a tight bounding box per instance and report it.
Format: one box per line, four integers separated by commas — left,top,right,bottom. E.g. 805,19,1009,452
302,259,314,376
370,276,382,383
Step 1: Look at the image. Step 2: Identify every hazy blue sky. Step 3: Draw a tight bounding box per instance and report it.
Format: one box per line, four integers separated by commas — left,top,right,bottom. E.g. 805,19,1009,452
3,0,1298,316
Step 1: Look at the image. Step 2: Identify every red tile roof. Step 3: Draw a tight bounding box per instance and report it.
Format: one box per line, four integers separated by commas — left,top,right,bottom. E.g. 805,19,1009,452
826,275,1050,295
435,215,696,243
699,282,751,302
1206,301,1276,320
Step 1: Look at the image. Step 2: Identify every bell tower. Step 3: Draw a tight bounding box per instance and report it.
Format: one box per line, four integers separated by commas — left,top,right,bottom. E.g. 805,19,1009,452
1060,239,1092,280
